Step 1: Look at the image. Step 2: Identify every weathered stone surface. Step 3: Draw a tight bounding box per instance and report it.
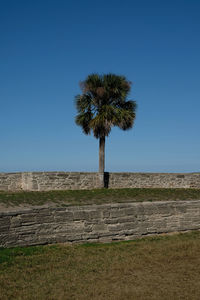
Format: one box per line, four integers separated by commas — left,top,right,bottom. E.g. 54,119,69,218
1,200,200,247
0,173,22,191
0,172,200,191
108,172,200,189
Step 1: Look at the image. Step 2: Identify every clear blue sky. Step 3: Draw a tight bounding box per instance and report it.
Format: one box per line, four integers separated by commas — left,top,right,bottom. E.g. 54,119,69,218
1,0,199,173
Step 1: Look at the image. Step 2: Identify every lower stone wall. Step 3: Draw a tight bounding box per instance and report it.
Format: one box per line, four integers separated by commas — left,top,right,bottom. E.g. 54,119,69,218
0,172,200,191
1,200,200,247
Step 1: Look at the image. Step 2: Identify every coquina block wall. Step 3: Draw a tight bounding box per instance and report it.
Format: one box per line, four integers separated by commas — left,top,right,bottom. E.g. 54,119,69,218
1,200,200,247
108,172,200,189
0,172,200,191
0,172,104,191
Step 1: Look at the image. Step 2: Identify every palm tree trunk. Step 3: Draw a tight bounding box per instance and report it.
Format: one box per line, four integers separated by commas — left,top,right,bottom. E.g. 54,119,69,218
99,136,105,173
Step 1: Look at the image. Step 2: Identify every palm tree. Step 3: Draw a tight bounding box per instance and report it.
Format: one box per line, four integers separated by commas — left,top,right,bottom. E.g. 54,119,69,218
75,73,137,173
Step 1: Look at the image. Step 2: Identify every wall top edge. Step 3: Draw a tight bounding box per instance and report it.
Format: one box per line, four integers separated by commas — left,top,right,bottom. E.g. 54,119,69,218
1,199,200,216
0,171,199,175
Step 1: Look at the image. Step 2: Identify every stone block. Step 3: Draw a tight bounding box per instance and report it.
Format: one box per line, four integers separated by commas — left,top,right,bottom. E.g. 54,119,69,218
107,224,125,232
109,209,126,218
87,210,102,220
73,211,89,220
54,211,74,221
92,223,108,232
98,237,112,243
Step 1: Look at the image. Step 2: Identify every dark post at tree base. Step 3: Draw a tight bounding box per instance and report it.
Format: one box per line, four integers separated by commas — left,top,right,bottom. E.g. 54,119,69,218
97,172,110,188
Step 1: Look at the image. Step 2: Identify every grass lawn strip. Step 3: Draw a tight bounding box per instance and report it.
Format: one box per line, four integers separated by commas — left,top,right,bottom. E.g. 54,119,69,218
0,188,200,208
0,231,200,299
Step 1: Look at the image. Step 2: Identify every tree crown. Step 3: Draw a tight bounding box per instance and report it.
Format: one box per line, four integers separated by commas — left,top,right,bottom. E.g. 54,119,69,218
75,73,137,138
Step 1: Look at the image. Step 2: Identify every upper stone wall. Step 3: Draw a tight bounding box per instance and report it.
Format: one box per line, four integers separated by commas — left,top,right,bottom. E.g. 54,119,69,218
108,172,200,189
0,172,199,191
22,172,103,191
0,173,22,191
0,172,103,191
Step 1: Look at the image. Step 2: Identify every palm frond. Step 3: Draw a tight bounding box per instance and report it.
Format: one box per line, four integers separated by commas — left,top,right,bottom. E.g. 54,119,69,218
90,114,112,138
120,100,137,111
75,73,137,138
75,94,92,113
75,111,93,135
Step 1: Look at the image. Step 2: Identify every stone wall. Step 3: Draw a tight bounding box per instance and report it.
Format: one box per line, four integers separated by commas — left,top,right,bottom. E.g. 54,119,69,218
21,172,103,191
0,172,200,191
1,200,200,247
0,173,22,191
108,172,200,189
0,172,103,191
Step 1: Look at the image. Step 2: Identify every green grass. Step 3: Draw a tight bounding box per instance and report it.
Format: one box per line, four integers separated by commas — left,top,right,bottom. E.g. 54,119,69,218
0,188,200,208
1,231,200,299
0,246,46,266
